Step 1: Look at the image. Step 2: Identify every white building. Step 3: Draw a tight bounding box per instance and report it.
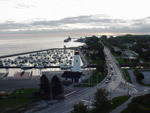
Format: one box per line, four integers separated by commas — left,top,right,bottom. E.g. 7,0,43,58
72,49,81,72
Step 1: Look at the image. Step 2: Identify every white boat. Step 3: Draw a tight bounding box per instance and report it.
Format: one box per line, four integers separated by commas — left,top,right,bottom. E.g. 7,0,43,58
60,63,72,69
21,65,33,69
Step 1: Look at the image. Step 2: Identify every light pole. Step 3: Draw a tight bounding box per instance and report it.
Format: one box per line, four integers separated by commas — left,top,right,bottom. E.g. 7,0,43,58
110,88,112,104
49,72,53,100
88,95,90,111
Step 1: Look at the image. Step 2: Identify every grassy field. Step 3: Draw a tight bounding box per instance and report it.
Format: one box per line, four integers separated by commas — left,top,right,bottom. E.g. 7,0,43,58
122,69,132,83
0,88,39,113
90,95,131,113
86,56,100,64
74,70,108,87
116,58,132,65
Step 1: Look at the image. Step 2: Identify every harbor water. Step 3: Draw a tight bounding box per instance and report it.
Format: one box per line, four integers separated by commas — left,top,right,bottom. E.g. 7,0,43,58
0,36,85,77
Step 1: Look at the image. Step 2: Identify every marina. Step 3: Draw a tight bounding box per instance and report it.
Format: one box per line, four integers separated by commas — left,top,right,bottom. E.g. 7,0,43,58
0,47,85,78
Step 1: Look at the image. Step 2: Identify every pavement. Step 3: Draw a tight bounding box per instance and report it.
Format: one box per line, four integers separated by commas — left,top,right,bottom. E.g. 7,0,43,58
24,46,150,113
25,47,126,113
110,96,134,113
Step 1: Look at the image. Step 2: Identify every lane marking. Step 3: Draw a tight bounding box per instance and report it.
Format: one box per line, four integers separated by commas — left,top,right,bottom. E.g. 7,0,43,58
64,91,76,97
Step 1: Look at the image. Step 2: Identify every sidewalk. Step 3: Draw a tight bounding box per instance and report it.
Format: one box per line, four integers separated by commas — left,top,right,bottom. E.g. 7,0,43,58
110,96,134,113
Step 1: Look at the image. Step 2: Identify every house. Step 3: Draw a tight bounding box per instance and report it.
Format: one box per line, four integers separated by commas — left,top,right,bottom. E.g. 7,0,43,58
61,71,84,83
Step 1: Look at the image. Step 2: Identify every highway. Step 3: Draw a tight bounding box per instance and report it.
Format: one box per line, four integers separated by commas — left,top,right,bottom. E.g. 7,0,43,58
33,47,124,113
27,46,150,113
104,47,150,96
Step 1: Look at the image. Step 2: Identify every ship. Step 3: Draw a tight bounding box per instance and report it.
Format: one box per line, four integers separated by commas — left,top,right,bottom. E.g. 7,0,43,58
64,36,71,42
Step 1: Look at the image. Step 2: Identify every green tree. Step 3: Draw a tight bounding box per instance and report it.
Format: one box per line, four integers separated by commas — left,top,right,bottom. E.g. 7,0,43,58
96,64,104,73
39,75,51,98
93,89,110,111
51,75,64,96
71,102,88,113
134,69,144,81
125,94,150,113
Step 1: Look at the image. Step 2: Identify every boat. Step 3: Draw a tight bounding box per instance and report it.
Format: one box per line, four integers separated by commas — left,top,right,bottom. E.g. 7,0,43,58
64,36,71,42
21,65,33,69
60,63,72,69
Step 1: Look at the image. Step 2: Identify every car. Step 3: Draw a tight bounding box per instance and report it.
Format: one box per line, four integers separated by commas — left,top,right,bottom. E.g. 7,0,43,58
108,77,111,80
105,80,109,84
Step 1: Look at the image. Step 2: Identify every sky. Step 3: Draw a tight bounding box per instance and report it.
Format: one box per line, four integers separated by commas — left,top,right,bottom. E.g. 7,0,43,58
0,0,150,36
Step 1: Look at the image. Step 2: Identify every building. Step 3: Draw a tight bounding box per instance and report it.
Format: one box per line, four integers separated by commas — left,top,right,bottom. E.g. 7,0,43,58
72,49,81,72
61,71,84,82
61,49,84,83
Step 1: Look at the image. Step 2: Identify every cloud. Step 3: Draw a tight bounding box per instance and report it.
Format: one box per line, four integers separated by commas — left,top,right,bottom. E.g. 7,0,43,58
0,14,150,35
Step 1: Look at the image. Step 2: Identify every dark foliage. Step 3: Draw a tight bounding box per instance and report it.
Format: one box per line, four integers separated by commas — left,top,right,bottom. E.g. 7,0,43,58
93,89,110,111
134,69,144,81
39,75,51,99
51,75,64,96
125,94,150,113
71,102,88,113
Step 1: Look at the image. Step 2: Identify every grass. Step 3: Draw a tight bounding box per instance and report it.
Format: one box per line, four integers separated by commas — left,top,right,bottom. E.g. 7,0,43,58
116,58,131,65
122,69,132,83
112,53,127,57
0,88,39,113
74,69,108,87
86,56,99,64
110,96,131,112
90,95,131,113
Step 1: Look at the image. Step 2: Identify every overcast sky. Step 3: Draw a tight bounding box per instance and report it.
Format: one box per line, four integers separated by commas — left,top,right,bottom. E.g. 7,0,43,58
0,0,150,36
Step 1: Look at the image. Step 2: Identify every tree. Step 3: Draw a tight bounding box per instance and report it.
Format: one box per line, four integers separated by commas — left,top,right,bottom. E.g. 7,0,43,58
71,102,88,113
51,75,64,96
39,75,51,99
93,89,110,111
125,94,150,113
96,64,104,73
134,69,144,81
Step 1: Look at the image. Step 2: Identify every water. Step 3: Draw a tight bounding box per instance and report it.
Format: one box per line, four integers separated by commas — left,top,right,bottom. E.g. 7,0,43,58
0,35,84,56
0,35,85,77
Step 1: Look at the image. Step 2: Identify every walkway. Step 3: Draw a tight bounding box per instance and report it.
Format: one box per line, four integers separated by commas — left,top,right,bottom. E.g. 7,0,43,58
110,96,134,113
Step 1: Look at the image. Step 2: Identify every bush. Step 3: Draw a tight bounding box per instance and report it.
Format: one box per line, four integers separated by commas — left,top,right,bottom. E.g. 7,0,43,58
133,69,144,81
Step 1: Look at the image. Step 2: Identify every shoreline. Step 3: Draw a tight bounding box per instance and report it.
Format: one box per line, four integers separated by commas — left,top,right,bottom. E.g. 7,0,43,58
0,47,76,59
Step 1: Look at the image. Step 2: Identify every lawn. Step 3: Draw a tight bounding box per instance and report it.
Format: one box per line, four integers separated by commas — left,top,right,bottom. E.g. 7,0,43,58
122,69,132,83
0,88,39,113
116,58,132,65
74,70,108,87
90,95,131,113
86,56,99,64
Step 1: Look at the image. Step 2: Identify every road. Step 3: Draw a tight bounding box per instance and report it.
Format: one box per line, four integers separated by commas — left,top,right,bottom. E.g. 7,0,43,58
28,47,125,113
26,46,150,113
26,52,110,113
104,47,150,94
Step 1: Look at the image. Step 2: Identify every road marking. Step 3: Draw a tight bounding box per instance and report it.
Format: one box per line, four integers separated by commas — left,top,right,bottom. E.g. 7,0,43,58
81,99,92,104
133,88,138,93
64,91,76,97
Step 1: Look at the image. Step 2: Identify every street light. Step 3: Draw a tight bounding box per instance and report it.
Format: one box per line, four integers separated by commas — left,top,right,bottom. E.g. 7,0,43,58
49,72,53,100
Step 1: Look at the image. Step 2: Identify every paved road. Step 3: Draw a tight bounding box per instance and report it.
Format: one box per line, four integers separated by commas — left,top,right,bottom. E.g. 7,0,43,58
26,55,111,113
26,46,150,113
105,47,150,113
28,47,127,113
110,96,134,113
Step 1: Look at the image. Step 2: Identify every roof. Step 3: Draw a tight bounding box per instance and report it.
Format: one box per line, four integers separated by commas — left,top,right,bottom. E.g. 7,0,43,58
62,71,82,79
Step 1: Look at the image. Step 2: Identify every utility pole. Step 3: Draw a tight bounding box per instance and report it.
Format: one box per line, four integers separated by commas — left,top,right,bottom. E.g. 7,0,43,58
88,65,91,85
88,95,90,111
49,72,53,100
110,88,112,104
